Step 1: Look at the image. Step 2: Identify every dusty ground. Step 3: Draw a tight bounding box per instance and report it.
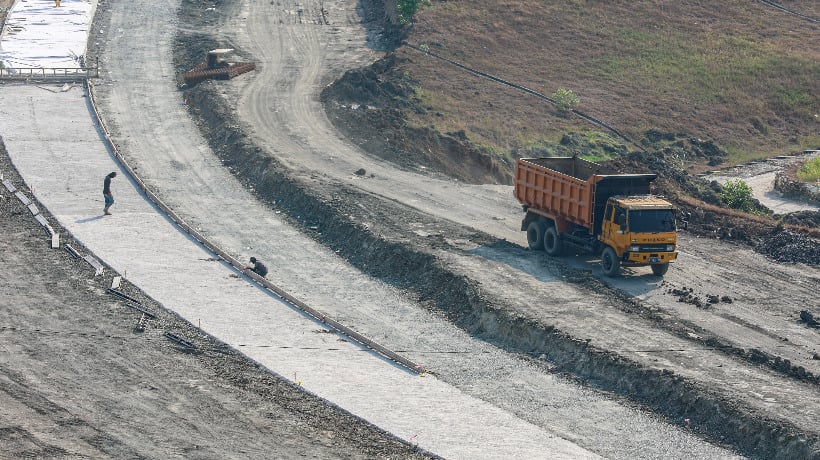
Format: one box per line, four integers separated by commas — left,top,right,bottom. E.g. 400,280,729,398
0,141,432,457
3,0,820,458
162,0,819,458
0,0,427,458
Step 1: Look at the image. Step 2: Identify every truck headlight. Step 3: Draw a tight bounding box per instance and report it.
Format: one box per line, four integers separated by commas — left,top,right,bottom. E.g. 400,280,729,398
629,245,640,252
666,244,675,252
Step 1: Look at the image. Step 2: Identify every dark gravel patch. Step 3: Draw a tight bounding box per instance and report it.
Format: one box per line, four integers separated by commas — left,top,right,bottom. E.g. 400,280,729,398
757,228,820,265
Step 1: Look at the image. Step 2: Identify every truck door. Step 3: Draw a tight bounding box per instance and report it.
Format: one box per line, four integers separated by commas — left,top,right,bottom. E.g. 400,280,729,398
615,207,627,233
602,201,614,242
601,201,627,252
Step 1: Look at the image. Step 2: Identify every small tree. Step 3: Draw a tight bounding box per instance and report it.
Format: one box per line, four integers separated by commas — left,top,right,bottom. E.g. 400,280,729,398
397,0,420,25
552,88,579,112
721,179,756,213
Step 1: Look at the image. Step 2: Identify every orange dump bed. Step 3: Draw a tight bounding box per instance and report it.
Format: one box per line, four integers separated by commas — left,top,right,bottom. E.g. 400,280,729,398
514,157,657,233
514,157,596,228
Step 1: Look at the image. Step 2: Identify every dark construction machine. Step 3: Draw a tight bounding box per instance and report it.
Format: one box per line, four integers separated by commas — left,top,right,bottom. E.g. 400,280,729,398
514,156,681,277
182,48,256,85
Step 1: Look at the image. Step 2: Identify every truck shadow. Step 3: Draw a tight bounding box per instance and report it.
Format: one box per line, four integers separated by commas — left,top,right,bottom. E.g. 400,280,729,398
470,240,667,297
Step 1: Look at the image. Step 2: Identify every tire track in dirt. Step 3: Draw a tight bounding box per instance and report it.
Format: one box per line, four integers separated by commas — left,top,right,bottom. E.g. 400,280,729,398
80,0,816,454
162,0,820,457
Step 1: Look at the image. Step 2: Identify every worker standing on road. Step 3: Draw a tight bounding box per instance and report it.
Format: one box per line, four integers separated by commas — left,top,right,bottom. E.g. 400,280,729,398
247,257,268,278
103,171,117,215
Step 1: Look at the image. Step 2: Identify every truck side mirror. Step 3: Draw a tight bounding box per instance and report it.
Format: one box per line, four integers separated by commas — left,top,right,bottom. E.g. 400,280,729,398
617,214,626,227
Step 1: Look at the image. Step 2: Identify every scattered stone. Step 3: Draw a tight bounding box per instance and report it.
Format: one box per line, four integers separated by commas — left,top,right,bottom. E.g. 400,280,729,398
747,348,769,364
354,168,366,176
758,229,820,266
799,310,819,328
670,287,709,309
780,210,820,228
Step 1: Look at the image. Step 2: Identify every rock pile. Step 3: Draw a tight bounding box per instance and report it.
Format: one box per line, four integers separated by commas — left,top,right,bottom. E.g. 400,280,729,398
757,229,820,266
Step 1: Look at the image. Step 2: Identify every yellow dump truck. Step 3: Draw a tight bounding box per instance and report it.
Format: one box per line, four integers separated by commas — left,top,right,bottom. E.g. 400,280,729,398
514,156,680,276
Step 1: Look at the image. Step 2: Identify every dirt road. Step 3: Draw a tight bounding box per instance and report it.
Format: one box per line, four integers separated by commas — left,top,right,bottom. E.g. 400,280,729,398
706,154,820,214
84,0,820,457
3,0,817,457
221,0,820,388
0,143,431,458
83,0,744,457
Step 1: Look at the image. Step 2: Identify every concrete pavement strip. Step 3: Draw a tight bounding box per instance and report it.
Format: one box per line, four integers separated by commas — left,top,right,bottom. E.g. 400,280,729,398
0,82,600,459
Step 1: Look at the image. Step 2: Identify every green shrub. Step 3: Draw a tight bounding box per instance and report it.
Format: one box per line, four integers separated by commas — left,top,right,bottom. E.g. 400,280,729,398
796,156,820,183
552,88,580,112
397,0,421,25
721,178,756,212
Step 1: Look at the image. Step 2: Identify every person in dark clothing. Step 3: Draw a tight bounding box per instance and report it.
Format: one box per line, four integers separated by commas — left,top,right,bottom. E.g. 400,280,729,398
247,257,268,278
103,171,117,215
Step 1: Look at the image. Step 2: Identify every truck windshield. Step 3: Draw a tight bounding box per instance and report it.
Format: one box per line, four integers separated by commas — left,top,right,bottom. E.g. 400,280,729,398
628,209,676,233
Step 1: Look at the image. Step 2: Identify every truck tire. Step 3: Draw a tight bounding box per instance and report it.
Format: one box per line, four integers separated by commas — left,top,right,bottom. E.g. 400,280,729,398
651,263,669,276
527,221,546,250
543,226,563,256
601,246,620,277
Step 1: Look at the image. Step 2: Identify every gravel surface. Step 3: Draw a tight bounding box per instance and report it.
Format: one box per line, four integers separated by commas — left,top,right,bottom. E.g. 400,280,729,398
0,140,432,458
2,0,819,458
89,0,819,457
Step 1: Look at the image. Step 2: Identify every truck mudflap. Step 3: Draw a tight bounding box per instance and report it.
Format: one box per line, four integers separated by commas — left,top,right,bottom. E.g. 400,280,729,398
623,251,677,266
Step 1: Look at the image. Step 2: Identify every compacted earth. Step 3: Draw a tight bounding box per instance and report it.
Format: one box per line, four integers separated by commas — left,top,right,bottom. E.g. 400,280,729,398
0,2,429,456
167,0,819,457
0,142,433,458
2,0,819,458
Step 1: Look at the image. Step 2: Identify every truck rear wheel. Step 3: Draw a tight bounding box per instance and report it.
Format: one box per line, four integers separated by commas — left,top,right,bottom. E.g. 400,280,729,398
543,226,563,256
526,221,546,250
601,246,620,277
651,263,669,276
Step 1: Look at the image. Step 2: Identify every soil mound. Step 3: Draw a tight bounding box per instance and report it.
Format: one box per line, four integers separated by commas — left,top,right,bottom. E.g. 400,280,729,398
781,210,820,228
758,228,820,265
321,55,513,185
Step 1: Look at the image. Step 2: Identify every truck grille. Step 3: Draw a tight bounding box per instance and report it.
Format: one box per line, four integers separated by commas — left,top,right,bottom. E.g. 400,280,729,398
636,244,670,252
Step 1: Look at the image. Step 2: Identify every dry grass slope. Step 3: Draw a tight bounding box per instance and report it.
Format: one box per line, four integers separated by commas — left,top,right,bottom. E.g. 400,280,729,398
399,0,818,163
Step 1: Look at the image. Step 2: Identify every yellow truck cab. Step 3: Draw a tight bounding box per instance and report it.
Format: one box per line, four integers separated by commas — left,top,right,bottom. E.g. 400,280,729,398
600,196,678,276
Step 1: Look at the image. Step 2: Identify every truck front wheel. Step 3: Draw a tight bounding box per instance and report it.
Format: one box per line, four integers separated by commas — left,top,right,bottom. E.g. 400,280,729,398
651,263,670,276
543,226,563,256
601,246,620,277
527,221,546,250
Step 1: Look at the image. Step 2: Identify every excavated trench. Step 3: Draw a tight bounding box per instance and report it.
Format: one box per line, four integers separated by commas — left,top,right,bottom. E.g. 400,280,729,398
167,2,820,457
173,55,819,460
